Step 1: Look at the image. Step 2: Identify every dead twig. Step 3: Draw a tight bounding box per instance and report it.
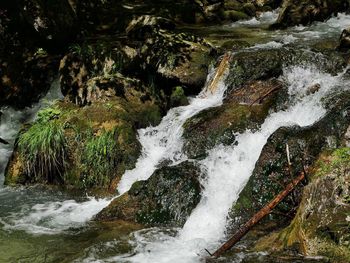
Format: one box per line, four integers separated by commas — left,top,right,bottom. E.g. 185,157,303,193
209,171,306,258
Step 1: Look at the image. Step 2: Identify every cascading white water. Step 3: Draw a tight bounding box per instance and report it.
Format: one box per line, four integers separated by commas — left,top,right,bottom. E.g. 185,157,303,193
117,67,229,194
1,63,230,235
98,64,349,263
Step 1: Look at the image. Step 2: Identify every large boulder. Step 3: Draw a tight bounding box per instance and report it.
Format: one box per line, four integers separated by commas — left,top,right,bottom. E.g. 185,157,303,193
229,91,350,231
5,74,162,190
183,78,284,159
255,147,350,262
96,161,202,226
272,0,350,29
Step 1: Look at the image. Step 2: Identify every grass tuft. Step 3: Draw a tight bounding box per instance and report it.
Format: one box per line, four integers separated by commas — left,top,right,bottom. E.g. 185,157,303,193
81,129,119,187
18,120,67,183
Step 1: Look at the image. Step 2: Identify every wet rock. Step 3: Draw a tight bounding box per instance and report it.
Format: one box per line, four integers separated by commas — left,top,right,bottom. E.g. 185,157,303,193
255,148,350,262
96,161,202,226
226,49,284,90
338,27,350,51
5,74,163,189
229,91,350,232
0,51,59,108
183,79,284,159
272,0,350,29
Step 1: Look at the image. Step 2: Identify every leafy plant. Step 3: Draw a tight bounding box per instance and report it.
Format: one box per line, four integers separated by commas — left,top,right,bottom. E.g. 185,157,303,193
37,107,61,122
81,129,119,187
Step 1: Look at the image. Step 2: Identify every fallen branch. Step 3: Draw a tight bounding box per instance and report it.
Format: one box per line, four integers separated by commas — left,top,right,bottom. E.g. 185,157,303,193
205,52,232,95
208,171,306,258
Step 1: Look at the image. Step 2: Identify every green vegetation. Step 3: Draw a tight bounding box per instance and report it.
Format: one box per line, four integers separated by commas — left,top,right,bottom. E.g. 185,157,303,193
81,129,119,187
170,86,188,107
315,147,350,178
18,115,67,183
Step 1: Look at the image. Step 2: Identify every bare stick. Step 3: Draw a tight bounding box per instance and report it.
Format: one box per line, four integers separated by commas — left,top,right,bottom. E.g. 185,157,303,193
209,171,306,258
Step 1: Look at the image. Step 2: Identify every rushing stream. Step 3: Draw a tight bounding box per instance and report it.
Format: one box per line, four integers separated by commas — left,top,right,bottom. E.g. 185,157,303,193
1,11,350,263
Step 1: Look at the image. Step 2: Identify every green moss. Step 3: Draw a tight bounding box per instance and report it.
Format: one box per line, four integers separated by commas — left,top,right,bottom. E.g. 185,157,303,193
170,86,189,107
37,107,61,122
81,129,119,188
18,120,67,183
315,148,350,178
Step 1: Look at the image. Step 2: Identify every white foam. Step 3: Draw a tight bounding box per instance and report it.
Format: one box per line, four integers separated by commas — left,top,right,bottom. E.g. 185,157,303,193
2,197,111,235
117,66,229,194
1,62,230,235
99,65,349,263
231,9,279,27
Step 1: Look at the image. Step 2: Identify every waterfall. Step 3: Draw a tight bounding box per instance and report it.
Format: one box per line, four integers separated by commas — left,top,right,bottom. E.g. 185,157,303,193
100,64,349,263
1,58,231,234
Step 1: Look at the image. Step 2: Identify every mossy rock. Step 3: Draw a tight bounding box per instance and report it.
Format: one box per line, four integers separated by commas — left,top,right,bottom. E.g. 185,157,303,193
5,72,164,190
229,90,350,232
223,10,250,22
96,161,202,226
255,148,350,262
183,79,284,159
170,86,189,107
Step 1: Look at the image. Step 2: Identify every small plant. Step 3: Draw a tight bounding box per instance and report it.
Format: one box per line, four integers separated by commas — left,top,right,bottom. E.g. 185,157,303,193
81,129,119,187
37,107,61,122
34,47,47,57
69,43,93,58
18,120,67,183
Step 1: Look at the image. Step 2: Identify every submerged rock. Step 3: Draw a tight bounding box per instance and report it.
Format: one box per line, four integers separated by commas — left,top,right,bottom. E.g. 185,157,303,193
96,161,202,226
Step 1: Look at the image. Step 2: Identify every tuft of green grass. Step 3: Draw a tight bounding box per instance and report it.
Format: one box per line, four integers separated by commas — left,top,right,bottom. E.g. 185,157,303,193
18,120,67,183
81,129,119,187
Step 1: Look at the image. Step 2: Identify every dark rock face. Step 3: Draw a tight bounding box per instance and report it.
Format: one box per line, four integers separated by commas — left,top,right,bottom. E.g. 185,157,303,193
58,18,216,107
20,0,77,49
0,0,77,108
229,91,350,231
96,161,202,226
272,0,350,28
338,27,350,50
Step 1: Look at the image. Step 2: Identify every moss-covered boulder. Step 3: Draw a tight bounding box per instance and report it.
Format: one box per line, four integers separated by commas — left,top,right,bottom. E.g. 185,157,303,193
255,148,350,262
96,161,202,226
272,0,350,29
183,79,284,159
5,74,163,190
229,91,350,231
225,49,284,90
